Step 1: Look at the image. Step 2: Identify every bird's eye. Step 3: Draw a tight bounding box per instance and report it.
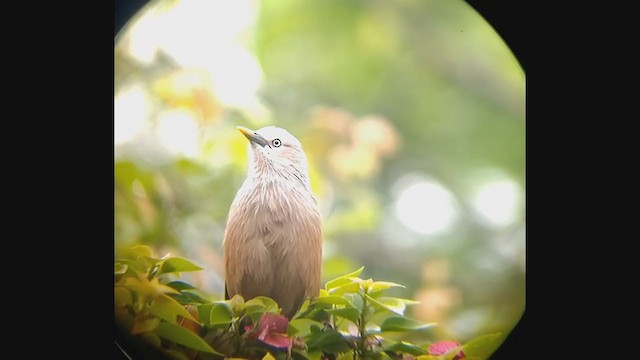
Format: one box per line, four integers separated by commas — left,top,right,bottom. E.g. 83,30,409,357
272,139,282,147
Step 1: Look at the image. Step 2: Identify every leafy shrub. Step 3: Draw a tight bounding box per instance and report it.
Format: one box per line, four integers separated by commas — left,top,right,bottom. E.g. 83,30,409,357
115,245,502,359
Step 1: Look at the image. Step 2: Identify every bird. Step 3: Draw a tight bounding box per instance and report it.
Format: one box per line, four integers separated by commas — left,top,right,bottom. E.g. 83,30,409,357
223,125,323,319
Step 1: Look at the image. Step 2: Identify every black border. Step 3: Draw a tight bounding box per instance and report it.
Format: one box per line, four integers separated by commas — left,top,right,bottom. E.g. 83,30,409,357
464,0,526,73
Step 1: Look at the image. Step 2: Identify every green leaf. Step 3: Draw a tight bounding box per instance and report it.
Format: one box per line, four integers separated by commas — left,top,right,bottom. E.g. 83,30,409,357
461,333,503,358
365,294,405,316
209,302,233,326
305,330,351,353
245,303,267,323
115,258,147,273
123,275,179,300
141,255,163,268
367,281,405,296
115,287,132,307
228,294,245,314
295,299,311,316
380,316,437,332
315,295,352,306
180,291,210,304
166,281,197,291
197,304,214,326
396,298,421,305
245,296,280,313
147,294,198,324
366,295,419,316
244,303,265,313
170,293,201,305
325,307,361,324
343,293,364,313
115,263,128,275
262,353,277,360
115,246,156,268
328,279,363,295
304,351,323,360
288,318,324,337
131,316,160,334
324,266,364,290
384,341,428,356
296,301,333,320
372,297,409,315
158,257,204,274
155,322,222,354
336,352,355,360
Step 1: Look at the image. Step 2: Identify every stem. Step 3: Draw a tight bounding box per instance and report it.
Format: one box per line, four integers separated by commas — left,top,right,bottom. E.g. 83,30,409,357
358,293,367,360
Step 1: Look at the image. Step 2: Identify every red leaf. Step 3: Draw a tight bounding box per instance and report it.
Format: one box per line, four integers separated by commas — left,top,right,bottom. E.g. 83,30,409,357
248,313,293,349
259,332,293,349
428,340,465,359
258,313,289,333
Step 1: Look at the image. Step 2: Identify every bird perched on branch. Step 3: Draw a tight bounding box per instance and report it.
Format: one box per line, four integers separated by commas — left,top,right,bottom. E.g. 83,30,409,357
223,126,323,319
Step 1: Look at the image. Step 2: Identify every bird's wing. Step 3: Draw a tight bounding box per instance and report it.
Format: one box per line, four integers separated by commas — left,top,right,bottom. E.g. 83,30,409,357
270,210,323,317
224,206,276,301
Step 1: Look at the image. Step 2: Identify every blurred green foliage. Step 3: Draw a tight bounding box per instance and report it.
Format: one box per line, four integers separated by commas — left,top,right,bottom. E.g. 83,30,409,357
115,0,525,349
115,245,503,359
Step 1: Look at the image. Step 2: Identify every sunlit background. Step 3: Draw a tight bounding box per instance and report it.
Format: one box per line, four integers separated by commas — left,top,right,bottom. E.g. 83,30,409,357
114,0,525,347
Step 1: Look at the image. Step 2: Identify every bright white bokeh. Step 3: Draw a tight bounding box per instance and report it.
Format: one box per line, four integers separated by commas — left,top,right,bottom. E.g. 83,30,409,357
123,0,264,111
473,178,522,227
116,0,270,159
393,175,458,235
155,110,200,157
114,85,150,146
124,3,163,64
202,46,264,109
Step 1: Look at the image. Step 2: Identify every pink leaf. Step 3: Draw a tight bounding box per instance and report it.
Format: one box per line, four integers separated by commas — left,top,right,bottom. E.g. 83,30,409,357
254,313,292,349
258,313,289,334
428,340,465,359
259,332,293,349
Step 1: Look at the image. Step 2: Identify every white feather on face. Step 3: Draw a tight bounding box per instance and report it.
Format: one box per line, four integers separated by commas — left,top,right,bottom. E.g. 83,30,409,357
246,126,311,191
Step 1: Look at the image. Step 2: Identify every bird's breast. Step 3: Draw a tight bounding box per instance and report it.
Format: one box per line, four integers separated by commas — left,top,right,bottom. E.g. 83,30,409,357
233,181,320,247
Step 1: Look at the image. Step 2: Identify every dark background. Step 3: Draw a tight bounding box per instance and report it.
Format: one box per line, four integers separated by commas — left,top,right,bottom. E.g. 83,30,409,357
113,1,527,359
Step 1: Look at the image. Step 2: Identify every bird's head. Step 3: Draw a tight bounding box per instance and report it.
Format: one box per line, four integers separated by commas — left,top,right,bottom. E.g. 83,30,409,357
237,126,310,181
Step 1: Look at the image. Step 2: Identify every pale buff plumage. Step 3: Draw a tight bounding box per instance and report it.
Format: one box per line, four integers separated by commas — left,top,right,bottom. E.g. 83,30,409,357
223,126,322,318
